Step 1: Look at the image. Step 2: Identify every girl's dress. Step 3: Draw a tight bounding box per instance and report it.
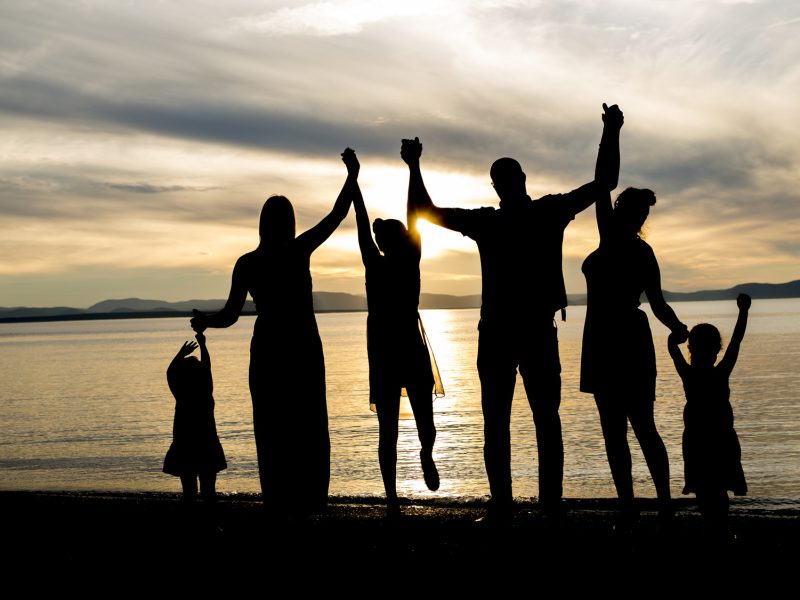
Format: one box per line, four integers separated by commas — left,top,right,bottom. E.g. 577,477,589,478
163,360,227,476
679,365,747,496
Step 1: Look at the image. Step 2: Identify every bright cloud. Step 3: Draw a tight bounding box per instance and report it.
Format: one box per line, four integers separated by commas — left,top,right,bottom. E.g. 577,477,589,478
0,0,797,306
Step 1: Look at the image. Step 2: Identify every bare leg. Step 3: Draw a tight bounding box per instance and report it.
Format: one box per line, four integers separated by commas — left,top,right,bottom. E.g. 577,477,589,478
594,393,635,511
629,400,672,511
375,391,401,513
199,472,217,502
180,474,198,502
408,384,438,490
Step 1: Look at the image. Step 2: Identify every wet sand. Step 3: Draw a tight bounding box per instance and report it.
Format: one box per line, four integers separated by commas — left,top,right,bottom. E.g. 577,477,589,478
2,491,797,587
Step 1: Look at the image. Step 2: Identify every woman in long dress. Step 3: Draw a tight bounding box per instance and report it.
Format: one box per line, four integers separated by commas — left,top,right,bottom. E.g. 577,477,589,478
191,155,353,514
343,147,441,518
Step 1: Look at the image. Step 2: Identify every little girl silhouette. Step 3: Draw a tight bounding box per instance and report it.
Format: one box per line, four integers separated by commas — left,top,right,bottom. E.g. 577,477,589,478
668,293,751,538
163,330,227,502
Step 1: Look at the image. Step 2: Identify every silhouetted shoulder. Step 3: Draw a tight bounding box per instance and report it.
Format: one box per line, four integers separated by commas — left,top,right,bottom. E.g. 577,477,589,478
531,191,581,225
444,206,496,240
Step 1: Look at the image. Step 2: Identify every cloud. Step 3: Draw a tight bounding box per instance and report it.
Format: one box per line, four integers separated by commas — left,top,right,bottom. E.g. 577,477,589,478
0,0,798,305
105,183,217,194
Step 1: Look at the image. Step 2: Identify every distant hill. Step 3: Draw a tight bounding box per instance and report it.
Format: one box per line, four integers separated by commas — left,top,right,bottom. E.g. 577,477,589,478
661,280,800,302
1,280,798,323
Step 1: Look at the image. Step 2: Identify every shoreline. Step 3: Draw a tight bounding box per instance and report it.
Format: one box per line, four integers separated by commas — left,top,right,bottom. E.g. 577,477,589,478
3,490,798,580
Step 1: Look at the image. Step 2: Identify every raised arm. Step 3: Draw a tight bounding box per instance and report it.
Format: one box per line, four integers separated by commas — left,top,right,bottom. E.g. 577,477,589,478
557,104,624,218
668,330,690,378
719,294,750,375
195,331,210,369
401,137,462,231
596,103,623,192
342,148,379,266
296,156,354,253
169,340,198,370
191,255,249,331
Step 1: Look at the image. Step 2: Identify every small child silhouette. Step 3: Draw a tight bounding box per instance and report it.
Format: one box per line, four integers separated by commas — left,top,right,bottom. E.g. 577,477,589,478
163,331,227,502
668,293,751,538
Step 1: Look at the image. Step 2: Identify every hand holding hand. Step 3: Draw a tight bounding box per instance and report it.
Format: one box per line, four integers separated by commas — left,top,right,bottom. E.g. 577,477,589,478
669,329,688,345
341,147,359,178
400,137,422,166
737,293,751,312
602,103,624,129
190,309,207,333
177,340,198,358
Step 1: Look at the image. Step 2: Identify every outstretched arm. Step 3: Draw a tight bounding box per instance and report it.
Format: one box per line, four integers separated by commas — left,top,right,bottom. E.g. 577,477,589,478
401,137,461,231
643,250,687,335
342,148,379,266
191,256,249,331
719,294,750,375
296,157,354,253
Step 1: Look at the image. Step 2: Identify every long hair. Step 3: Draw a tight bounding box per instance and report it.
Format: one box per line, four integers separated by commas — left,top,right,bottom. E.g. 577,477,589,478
259,195,296,247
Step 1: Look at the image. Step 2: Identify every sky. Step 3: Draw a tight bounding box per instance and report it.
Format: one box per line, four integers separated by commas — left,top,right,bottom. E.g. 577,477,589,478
0,0,798,307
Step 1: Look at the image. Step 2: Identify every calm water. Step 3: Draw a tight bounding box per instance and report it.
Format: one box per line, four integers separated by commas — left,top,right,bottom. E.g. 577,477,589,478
1,300,799,504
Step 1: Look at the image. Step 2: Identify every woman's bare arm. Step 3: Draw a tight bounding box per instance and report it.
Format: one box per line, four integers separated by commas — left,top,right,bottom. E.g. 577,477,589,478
191,256,249,330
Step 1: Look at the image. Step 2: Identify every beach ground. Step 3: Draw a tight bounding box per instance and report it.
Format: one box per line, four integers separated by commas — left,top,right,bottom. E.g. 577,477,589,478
2,491,797,589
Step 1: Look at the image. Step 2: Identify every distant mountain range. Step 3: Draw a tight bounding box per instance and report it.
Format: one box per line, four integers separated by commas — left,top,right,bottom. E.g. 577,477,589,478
1,280,798,323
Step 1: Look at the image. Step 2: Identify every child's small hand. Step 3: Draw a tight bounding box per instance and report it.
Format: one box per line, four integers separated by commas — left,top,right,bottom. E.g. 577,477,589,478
195,331,206,345
669,330,688,345
737,293,751,312
177,340,198,358
191,308,207,333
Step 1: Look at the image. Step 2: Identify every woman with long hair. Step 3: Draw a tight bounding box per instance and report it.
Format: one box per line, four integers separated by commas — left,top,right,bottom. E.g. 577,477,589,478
190,156,353,514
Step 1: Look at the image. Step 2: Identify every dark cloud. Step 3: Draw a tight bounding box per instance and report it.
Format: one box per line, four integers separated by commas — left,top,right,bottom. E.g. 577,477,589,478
106,183,217,194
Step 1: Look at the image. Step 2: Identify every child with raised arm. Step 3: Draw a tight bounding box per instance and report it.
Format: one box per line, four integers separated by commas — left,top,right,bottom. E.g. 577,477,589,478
163,330,227,502
668,293,751,538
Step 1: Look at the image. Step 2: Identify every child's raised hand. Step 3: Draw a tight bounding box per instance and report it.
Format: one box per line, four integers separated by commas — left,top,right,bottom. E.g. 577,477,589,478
669,330,688,345
195,331,206,345
177,340,198,358
737,293,751,312
190,308,207,333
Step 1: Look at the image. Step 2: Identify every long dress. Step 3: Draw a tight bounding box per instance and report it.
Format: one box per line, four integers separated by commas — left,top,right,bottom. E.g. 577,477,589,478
244,243,330,511
580,236,658,402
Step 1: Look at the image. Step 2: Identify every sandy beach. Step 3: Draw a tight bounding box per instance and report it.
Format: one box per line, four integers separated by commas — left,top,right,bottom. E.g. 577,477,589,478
2,491,797,588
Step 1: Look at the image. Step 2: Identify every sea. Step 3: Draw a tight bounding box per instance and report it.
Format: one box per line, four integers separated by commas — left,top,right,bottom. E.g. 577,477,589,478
1,299,799,508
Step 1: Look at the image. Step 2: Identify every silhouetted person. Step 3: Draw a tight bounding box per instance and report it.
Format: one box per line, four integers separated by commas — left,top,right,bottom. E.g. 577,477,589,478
163,332,227,503
190,158,352,515
402,104,621,520
668,294,750,540
581,148,688,523
342,147,441,519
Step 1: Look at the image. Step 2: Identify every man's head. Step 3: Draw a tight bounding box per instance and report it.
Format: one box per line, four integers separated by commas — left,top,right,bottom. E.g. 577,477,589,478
490,158,527,206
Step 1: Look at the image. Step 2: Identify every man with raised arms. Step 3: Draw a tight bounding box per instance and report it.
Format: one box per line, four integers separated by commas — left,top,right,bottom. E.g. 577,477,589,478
401,103,624,521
